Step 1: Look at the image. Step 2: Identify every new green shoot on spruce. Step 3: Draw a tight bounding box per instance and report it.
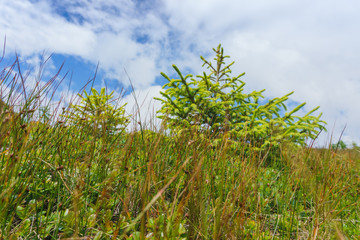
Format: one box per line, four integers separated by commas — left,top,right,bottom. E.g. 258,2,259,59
64,87,129,136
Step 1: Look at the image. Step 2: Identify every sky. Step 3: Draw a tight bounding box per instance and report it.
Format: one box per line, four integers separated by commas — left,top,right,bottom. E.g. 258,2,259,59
0,0,359,146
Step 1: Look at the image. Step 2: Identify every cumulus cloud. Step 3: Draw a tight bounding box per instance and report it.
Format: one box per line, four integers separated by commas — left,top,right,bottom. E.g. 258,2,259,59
0,0,96,57
122,85,163,131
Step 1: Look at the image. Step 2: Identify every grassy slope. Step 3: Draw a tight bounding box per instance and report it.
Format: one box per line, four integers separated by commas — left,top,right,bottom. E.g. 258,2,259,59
0,105,359,239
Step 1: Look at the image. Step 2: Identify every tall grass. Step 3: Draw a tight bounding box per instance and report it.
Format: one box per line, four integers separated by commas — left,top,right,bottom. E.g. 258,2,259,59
0,55,359,239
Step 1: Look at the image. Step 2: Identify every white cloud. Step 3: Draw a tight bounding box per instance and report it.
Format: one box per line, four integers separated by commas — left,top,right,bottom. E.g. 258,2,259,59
123,57,158,89
122,85,163,131
0,0,96,57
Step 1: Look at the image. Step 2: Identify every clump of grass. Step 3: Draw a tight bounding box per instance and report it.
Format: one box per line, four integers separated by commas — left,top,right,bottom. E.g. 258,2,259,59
0,53,359,239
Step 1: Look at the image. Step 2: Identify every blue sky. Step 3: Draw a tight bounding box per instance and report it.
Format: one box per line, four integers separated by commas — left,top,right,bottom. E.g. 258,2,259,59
1,0,359,146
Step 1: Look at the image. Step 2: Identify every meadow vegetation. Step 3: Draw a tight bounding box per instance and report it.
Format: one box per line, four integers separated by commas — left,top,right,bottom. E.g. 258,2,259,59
0,46,359,239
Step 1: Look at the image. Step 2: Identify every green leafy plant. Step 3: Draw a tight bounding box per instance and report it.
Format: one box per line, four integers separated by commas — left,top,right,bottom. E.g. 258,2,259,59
65,87,129,136
155,44,326,150
332,140,347,150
